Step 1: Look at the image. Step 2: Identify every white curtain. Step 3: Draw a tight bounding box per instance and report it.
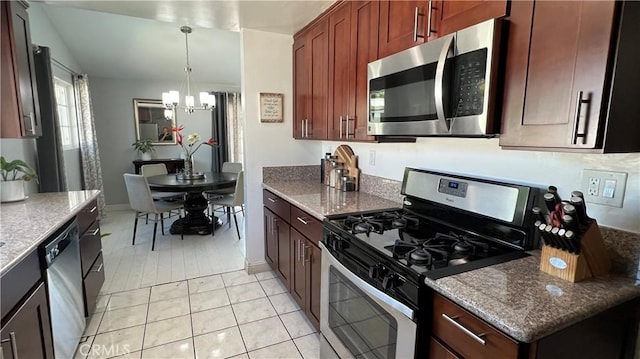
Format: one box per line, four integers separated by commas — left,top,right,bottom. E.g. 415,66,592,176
73,74,106,216
226,93,244,164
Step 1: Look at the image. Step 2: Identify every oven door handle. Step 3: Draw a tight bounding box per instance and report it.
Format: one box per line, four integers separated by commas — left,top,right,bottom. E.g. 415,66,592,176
320,242,415,321
434,34,454,132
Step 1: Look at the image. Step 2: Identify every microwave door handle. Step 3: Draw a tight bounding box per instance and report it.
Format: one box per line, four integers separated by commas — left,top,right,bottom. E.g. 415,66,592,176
434,35,454,132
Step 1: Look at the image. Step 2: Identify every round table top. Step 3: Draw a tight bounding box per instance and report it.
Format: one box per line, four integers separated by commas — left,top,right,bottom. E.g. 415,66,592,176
147,172,237,192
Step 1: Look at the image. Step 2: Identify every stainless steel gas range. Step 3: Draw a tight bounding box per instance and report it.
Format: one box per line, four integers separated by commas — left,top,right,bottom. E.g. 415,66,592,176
319,168,540,358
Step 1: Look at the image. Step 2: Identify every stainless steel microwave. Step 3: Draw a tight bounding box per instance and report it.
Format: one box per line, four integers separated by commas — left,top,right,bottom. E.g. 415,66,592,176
367,19,502,137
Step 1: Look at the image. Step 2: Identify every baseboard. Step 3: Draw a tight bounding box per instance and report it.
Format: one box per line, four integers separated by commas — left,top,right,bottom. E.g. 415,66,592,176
105,204,131,212
245,260,271,274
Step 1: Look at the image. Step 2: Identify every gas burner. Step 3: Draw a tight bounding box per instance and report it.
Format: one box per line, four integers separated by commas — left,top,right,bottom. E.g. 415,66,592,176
391,214,420,230
453,241,473,253
345,215,385,236
409,248,432,265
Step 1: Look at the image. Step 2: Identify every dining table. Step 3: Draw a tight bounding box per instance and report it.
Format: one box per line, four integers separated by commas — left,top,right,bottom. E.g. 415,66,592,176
147,172,237,235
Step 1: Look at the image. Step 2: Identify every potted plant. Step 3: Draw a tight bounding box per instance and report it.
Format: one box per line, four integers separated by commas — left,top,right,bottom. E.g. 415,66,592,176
0,156,38,203
132,139,155,160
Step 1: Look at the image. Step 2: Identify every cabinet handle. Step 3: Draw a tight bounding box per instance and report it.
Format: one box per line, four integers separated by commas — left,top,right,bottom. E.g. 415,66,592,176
572,91,589,145
303,244,310,264
296,217,309,225
1,332,19,359
90,206,98,213
93,263,104,273
90,227,100,236
24,112,36,136
413,7,425,42
345,115,351,139
339,116,343,138
267,197,277,203
441,313,486,345
427,0,436,35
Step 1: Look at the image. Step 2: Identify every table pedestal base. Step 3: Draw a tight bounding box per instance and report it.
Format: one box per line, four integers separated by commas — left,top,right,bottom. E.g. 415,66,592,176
169,192,221,235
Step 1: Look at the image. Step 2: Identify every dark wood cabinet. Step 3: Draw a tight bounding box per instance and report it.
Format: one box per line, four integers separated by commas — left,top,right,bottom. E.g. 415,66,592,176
379,0,437,58
293,20,329,140
429,337,460,359
0,283,54,359
437,0,507,36
328,1,379,142
500,1,640,152
1,0,41,138
132,158,185,174
263,189,321,330
78,200,105,317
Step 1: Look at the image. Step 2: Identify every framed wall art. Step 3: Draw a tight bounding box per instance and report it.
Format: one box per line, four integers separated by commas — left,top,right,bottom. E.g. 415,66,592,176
259,93,283,123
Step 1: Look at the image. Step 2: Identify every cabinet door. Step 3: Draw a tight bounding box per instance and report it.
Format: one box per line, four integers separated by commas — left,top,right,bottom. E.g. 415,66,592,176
500,1,616,149
83,253,105,317
379,0,435,58
263,208,277,271
293,36,309,139
0,2,22,138
307,20,329,140
429,337,460,359
327,2,352,140
0,283,54,359
349,0,380,141
7,1,40,137
290,229,306,308
305,241,321,330
275,214,291,287
437,0,507,36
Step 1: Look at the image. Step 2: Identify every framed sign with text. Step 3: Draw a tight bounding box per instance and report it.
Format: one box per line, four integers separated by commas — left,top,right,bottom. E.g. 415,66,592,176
260,93,284,122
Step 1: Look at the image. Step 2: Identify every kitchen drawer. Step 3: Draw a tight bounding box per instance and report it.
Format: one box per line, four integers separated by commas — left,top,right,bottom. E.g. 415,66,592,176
83,252,105,317
429,337,460,359
290,206,322,246
78,199,98,235
1,250,41,321
432,294,518,359
263,190,290,222
80,221,101,278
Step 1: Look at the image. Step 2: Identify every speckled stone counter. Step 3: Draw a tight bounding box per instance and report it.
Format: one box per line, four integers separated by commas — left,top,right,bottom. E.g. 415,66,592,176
262,181,401,220
0,190,100,275
425,252,640,343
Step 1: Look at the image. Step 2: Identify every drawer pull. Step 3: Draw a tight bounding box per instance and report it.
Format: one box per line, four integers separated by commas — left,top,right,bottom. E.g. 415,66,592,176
296,217,309,225
93,263,104,273
90,206,98,213
442,313,486,345
1,332,19,359
90,227,100,236
267,197,277,203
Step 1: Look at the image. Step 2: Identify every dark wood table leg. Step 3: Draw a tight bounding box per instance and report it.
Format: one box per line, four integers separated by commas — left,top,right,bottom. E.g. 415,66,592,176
170,192,220,235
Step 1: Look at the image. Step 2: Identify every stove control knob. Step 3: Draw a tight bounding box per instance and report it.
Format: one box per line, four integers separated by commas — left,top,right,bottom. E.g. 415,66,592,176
331,237,343,251
368,264,388,279
381,274,398,290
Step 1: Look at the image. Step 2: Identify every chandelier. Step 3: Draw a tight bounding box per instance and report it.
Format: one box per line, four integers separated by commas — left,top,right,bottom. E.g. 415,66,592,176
162,26,215,118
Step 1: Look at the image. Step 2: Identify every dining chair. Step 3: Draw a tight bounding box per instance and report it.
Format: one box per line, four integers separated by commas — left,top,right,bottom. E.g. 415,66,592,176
206,162,243,196
124,173,184,251
208,170,244,239
140,163,185,201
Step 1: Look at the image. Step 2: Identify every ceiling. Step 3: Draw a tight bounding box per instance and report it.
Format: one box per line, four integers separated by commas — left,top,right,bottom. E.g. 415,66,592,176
35,0,333,84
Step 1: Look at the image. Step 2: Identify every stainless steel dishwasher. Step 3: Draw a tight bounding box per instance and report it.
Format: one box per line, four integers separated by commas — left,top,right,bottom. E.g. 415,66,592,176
42,219,86,359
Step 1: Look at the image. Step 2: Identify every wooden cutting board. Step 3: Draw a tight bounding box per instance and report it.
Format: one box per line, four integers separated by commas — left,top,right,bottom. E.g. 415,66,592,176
333,145,360,191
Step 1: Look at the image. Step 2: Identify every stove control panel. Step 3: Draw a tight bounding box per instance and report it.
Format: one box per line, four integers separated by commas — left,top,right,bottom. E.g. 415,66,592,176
438,178,468,198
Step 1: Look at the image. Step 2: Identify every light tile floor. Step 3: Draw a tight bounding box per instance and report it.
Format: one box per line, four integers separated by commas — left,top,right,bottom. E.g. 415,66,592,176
76,270,320,359
81,208,321,358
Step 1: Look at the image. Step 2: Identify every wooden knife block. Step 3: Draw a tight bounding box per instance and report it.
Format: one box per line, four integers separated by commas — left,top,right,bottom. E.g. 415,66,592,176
539,221,611,283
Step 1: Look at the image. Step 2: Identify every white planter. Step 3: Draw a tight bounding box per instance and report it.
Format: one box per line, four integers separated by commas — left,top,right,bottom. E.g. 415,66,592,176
1,180,26,203
141,152,152,161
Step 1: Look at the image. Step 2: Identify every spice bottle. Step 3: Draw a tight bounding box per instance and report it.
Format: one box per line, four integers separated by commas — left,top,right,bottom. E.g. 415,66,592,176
324,154,333,185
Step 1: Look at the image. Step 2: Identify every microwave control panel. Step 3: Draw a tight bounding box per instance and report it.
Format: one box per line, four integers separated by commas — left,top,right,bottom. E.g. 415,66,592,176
451,48,487,117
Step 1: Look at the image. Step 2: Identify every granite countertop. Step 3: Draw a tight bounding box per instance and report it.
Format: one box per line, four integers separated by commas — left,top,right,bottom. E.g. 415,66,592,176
425,252,640,343
262,181,402,220
0,190,100,275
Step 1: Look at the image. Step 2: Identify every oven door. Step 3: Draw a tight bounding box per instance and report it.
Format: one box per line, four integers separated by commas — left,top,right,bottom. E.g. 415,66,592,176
320,242,417,359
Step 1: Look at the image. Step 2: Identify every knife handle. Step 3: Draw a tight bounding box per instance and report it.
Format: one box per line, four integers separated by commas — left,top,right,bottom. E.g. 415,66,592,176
532,207,547,225
548,186,562,204
565,230,580,254
570,196,590,225
544,225,557,249
543,193,557,212
539,223,554,248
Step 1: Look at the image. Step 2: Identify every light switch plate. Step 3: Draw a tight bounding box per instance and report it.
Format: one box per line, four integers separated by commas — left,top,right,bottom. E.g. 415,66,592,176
581,169,628,207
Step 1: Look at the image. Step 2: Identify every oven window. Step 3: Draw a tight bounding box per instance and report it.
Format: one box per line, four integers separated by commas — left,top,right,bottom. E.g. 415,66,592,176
328,266,398,358
369,63,438,123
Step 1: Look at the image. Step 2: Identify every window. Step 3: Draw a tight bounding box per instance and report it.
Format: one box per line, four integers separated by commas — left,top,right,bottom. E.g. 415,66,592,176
53,77,79,150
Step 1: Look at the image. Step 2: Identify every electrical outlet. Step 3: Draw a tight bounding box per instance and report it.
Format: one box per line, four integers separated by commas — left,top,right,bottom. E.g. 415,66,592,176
588,177,600,196
581,169,628,208
369,150,376,166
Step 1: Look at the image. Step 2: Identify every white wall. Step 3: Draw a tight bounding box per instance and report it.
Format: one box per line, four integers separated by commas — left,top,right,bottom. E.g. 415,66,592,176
90,77,239,205
322,139,640,233
240,29,321,267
